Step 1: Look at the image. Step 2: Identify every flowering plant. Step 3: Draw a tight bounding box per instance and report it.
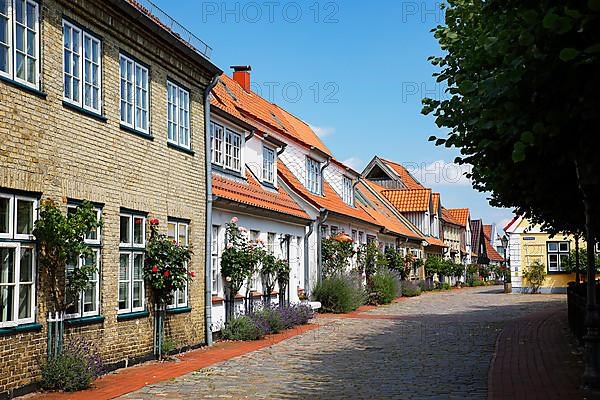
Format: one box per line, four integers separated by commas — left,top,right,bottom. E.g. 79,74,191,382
144,219,193,305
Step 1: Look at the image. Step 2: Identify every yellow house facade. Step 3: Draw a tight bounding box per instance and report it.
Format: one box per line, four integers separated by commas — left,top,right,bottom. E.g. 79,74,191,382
505,216,591,293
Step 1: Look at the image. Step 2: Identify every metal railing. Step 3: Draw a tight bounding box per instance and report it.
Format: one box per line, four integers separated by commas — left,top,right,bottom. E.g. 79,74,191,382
129,0,213,59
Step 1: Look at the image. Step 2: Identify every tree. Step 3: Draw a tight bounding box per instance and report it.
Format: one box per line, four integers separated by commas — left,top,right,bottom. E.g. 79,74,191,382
322,237,355,279
424,256,443,280
522,261,547,294
562,248,600,279
33,199,101,357
386,247,411,280
423,0,600,387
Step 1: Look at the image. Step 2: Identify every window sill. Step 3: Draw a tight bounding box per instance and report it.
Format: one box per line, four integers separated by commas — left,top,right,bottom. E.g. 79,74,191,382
547,271,570,275
166,306,191,315
167,142,194,156
212,296,224,304
64,315,105,327
120,124,154,141
0,323,43,336
0,75,47,98
262,181,277,190
117,310,150,321
63,101,108,122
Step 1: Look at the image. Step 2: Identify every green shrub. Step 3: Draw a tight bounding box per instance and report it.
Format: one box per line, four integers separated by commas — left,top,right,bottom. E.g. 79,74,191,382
401,281,422,297
161,336,176,355
222,315,264,341
523,261,547,293
251,307,285,333
368,269,399,305
472,280,484,287
440,282,451,290
313,274,365,313
41,340,103,392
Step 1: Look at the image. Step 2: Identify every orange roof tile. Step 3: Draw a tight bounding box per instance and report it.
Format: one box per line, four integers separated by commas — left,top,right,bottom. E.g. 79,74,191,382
380,158,424,189
432,193,440,214
356,181,423,240
278,163,377,226
483,225,493,240
446,208,470,227
213,170,310,220
380,188,432,213
441,208,462,226
483,224,504,262
426,236,448,248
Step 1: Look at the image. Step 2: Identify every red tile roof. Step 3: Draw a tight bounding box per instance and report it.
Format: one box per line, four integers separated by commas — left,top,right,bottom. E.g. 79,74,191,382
426,236,448,248
445,208,470,227
441,208,462,226
356,181,423,240
483,224,504,262
432,193,440,214
380,188,432,213
278,163,377,226
380,158,424,189
213,171,310,220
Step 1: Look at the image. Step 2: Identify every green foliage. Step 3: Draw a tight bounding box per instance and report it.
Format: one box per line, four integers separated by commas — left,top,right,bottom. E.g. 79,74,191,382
160,336,176,355
424,256,443,279
401,281,422,297
423,0,600,239
251,307,285,334
220,219,265,295
440,282,452,291
260,253,288,296
33,199,102,313
562,248,600,275
523,261,547,293
322,237,355,278
312,274,365,313
41,339,103,392
221,315,264,341
385,248,414,280
465,264,479,285
367,269,399,305
144,220,193,305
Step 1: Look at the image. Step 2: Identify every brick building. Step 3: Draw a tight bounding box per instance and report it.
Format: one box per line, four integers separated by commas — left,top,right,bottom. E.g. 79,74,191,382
0,0,220,396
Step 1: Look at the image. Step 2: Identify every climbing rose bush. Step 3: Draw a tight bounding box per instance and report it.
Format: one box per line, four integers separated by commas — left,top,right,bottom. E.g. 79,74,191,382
144,219,193,305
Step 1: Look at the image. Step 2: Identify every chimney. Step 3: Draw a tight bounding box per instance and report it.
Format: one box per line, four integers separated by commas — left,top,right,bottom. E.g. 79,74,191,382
231,65,252,92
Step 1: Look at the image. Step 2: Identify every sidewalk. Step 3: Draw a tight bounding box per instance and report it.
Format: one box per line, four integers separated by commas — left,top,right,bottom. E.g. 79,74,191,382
27,324,318,400
488,307,586,400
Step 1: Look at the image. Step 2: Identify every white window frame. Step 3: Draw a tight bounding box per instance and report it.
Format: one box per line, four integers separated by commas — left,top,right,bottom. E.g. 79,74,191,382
342,176,353,205
167,220,189,309
210,122,224,165
119,53,149,133
547,241,569,272
68,204,101,245
0,193,14,239
167,80,190,149
119,213,146,248
211,225,220,295
267,232,276,255
62,19,102,114
224,129,242,172
118,251,145,314
262,146,276,184
0,0,39,88
14,195,37,241
0,242,36,327
65,248,100,319
306,157,321,194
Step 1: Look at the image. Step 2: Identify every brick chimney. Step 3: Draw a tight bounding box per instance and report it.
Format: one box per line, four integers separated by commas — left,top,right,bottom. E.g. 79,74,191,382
231,65,252,92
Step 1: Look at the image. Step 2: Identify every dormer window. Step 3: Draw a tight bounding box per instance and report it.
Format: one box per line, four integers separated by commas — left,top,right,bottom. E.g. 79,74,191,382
342,176,353,205
306,157,321,194
210,121,242,173
263,146,275,184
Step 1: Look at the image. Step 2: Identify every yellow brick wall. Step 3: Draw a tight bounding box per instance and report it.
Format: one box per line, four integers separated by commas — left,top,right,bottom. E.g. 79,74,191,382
0,0,215,393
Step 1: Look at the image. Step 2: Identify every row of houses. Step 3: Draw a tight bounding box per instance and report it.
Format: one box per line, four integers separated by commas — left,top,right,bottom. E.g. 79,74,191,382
0,0,503,396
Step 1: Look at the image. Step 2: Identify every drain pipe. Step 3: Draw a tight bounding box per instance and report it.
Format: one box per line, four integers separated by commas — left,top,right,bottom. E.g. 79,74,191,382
320,157,331,196
244,129,255,142
204,74,220,347
316,209,329,285
304,221,315,295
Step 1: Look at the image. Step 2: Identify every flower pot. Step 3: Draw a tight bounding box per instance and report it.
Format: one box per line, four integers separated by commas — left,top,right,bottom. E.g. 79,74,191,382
504,282,512,293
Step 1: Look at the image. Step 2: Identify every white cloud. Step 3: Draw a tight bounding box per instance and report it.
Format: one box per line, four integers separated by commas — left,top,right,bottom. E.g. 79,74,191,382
405,160,472,186
342,157,365,172
309,124,335,138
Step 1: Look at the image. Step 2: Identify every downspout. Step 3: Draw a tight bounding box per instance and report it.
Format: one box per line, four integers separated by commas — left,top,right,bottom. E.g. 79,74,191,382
204,74,220,347
320,157,331,196
244,129,255,142
277,143,288,156
304,221,314,295
316,209,329,284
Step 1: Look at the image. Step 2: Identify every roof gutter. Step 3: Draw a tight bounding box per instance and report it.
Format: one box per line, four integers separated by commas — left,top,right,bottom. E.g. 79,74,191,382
204,74,220,347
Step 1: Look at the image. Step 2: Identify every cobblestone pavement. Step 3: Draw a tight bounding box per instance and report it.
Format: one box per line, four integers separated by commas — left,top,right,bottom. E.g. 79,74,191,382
121,287,566,400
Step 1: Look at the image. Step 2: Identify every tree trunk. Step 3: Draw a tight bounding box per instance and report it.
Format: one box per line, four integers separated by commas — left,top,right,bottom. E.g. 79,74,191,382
576,236,581,284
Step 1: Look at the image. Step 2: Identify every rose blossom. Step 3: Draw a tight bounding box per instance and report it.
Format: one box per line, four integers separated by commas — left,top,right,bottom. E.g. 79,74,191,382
149,219,159,225
226,242,234,249
152,266,158,273
189,271,196,278
231,217,238,224
225,276,232,282
164,271,170,277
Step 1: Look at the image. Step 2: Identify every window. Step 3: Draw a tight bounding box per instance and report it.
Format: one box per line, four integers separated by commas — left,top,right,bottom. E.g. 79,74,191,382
211,225,219,295
351,230,357,243
263,147,275,184
547,241,570,272
224,129,241,172
0,192,37,328
267,232,276,255
0,0,39,88
120,54,149,132
342,176,353,205
65,204,101,319
167,81,190,149
306,157,321,194
210,122,224,165
330,226,339,236
119,212,146,313
358,231,365,244
320,225,328,238
63,20,101,113
167,220,189,309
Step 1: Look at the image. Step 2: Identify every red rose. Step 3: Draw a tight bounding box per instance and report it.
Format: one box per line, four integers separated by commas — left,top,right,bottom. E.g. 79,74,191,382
150,219,159,225
189,271,196,278
152,266,158,273
164,270,170,277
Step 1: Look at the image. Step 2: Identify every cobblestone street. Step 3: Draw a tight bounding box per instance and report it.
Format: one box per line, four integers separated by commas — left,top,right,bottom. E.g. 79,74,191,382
121,287,567,400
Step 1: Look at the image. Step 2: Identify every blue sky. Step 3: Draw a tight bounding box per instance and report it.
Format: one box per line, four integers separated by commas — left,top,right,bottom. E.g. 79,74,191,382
152,0,514,231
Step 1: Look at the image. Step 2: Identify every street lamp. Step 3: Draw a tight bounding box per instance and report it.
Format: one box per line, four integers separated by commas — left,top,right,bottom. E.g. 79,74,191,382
501,235,511,293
